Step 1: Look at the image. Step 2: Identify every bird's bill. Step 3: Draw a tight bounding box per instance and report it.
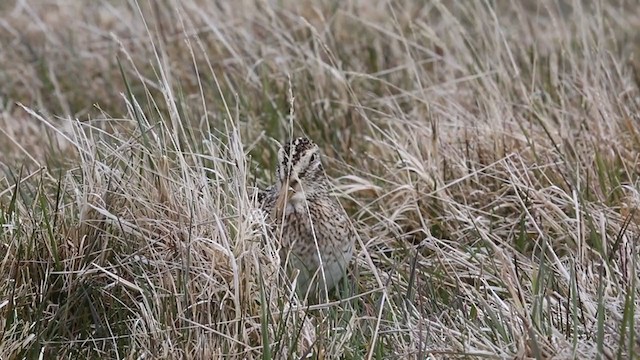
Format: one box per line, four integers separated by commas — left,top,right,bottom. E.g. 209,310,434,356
273,182,295,218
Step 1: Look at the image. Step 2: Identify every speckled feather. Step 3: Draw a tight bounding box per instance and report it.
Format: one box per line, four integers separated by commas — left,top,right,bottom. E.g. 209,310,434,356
258,137,355,299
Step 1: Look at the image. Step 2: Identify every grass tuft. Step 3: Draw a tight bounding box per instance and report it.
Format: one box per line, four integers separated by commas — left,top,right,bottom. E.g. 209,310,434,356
1,0,640,358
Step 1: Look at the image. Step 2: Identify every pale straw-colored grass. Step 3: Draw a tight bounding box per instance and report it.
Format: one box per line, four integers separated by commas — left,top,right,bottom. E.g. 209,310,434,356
1,0,639,358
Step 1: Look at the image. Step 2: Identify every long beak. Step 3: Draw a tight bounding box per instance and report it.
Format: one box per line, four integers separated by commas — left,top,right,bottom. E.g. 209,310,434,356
273,181,294,219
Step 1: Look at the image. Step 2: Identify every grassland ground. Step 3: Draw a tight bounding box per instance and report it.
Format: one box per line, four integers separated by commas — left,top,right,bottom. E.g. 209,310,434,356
1,0,640,358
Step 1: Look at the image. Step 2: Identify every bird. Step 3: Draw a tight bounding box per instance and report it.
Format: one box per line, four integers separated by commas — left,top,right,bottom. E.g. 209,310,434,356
257,137,355,301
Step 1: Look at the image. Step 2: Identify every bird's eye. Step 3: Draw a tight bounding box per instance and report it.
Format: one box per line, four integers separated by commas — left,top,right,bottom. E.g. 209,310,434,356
310,153,318,162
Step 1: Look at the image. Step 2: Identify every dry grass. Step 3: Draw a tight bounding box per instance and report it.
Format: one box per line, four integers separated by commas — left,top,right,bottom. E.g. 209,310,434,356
1,0,640,358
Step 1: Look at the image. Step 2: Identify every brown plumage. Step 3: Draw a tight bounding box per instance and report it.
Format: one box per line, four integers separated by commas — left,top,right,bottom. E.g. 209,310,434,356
258,137,355,300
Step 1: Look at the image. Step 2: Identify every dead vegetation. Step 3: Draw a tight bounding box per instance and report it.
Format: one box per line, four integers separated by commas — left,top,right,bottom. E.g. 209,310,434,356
1,0,640,358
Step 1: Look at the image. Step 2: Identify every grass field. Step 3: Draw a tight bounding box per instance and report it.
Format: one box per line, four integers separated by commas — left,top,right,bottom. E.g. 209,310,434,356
1,0,640,358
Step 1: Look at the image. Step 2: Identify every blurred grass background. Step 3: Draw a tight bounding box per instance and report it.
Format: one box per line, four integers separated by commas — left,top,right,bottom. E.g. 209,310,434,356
1,0,640,358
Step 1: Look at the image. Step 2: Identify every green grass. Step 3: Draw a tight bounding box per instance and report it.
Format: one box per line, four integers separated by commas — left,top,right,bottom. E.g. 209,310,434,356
1,0,640,358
